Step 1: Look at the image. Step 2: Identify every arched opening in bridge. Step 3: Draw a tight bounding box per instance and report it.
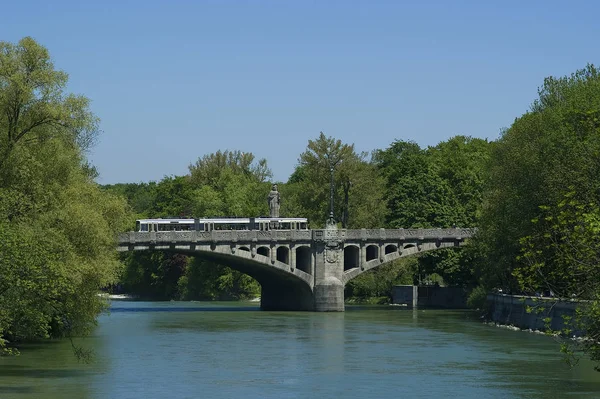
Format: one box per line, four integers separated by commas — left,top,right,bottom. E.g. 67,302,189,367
402,243,418,255
366,245,379,262
295,246,311,273
276,246,289,264
344,245,359,271
257,246,269,258
239,246,250,252
385,244,397,255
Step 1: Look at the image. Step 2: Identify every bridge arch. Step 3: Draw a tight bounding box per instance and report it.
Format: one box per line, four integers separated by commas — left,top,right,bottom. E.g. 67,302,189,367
342,240,465,285
276,246,290,265
295,246,311,273
344,245,359,271
365,244,379,262
257,246,269,257
191,245,313,311
385,244,398,255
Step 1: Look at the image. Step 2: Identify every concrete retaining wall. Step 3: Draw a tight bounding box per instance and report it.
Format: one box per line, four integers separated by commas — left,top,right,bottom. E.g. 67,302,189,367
391,285,467,308
486,294,580,334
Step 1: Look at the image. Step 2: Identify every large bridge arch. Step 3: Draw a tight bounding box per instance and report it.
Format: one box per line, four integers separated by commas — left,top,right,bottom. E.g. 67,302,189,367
341,240,462,285
124,244,314,310
194,245,315,311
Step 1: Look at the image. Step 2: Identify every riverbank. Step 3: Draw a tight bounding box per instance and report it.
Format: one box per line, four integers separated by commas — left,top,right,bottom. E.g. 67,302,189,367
97,293,138,300
486,293,581,335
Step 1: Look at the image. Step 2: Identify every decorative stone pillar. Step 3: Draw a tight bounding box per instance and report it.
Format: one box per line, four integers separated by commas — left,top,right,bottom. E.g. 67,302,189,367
312,224,346,312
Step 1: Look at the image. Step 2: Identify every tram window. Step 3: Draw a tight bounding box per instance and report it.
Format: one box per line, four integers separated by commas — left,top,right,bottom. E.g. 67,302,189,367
141,224,148,232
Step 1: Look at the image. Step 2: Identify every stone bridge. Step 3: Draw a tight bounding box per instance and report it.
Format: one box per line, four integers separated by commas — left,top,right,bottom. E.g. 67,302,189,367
118,226,474,312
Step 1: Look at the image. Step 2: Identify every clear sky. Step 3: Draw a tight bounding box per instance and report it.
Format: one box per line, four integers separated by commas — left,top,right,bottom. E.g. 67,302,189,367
2,0,598,184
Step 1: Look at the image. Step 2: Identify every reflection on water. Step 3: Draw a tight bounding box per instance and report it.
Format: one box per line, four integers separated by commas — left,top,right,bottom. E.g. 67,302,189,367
1,301,599,399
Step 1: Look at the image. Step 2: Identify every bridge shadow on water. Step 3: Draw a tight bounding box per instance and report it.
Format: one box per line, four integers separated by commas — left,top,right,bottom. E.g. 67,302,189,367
109,305,261,313
108,303,454,313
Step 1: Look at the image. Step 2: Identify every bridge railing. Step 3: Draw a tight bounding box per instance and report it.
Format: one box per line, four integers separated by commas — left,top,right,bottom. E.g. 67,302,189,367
118,228,475,247
343,228,475,241
117,229,315,246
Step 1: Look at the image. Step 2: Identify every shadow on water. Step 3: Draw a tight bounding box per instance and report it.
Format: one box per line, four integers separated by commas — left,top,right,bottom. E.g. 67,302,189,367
110,306,259,313
0,386,36,394
0,365,90,378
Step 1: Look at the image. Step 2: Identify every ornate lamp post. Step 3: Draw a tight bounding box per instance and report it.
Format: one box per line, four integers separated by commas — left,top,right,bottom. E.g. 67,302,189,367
327,162,335,226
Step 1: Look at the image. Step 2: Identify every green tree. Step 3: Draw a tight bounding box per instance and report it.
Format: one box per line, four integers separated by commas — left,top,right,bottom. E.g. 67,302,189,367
0,37,98,170
291,132,386,228
477,64,600,293
103,182,158,216
0,38,129,355
374,137,490,229
475,64,600,369
373,137,490,290
188,150,272,217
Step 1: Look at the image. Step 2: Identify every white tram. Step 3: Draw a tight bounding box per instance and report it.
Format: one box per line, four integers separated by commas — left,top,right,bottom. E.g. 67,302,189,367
135,217,309,233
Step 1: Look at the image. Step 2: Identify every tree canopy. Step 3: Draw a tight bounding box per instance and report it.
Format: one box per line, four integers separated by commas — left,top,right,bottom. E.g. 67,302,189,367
0,38,129,355
289,132,386,228
473,64,600,368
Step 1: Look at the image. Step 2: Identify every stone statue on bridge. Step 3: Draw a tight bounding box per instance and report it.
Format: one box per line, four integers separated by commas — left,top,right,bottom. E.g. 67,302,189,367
268,184,280,217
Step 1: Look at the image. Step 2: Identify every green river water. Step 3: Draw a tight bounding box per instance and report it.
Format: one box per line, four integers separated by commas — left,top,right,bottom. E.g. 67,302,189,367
1,300,599,398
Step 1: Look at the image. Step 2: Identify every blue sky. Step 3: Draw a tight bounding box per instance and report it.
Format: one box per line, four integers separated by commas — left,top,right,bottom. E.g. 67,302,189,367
2,1,598,184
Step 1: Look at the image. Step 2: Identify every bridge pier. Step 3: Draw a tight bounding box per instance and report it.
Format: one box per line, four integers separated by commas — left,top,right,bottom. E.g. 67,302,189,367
314,277,344,311
312,224,346,311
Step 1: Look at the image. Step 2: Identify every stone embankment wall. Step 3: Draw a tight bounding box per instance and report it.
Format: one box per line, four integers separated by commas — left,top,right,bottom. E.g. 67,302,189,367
486,294,580,334
391,285,467,308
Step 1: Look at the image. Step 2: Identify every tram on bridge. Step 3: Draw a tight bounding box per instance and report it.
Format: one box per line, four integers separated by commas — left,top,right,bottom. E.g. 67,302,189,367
136,217,309,233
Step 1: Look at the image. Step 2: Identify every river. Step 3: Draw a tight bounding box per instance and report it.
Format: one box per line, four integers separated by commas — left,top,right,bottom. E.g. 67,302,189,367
1,301,599,398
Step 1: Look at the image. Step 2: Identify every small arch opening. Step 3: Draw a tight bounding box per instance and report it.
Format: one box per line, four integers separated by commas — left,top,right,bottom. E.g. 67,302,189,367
257,246,270,257
276,246,290,264
366,245,379,261
296,246,311,273
385,244,398,255
239,246,250,252
344,246,360,271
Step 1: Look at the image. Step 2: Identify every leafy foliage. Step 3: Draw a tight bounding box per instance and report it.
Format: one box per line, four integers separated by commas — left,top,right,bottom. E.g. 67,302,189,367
289,132,386,228
373,136,491,289
474,64,600,369
0,38,129,354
